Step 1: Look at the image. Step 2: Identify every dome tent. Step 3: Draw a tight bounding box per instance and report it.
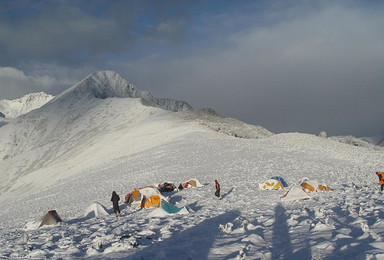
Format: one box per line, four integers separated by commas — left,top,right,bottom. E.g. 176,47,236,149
259,179,284,190
84,202,109,218
271,176,288,187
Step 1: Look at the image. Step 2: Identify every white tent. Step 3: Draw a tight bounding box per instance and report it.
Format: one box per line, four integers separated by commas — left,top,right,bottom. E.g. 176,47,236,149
84,202,109,218
280,186,311,202
180,179,203,188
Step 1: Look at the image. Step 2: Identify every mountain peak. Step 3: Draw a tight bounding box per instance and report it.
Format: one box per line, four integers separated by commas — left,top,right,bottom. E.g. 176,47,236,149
0,92,54,118
55,70,192,112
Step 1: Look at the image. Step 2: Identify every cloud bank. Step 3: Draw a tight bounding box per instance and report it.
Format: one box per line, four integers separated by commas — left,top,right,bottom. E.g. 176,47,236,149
121,3,384,136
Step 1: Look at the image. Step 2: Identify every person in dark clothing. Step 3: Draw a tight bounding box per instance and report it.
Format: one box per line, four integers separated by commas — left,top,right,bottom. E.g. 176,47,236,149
215,179,221,199
111,191,121,216
376,172,384,191
124,193,133,204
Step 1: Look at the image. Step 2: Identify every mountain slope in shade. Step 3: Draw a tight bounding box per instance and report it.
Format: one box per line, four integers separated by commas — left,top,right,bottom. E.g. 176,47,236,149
0,92,54,118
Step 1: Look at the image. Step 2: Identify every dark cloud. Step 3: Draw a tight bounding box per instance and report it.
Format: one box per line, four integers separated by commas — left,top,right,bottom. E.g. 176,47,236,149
0,0,191,67
121,3,384,137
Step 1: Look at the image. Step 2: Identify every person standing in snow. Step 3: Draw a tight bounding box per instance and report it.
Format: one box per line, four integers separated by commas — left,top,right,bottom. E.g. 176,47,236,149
376,172,384,191
215,179,221,199
111,191,121,217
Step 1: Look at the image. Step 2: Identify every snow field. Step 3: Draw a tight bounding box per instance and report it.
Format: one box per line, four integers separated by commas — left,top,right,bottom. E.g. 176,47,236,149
1,131,384,259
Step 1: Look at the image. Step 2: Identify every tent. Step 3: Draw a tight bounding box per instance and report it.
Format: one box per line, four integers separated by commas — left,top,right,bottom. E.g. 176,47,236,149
160,199,190,214
38,210,63,228
271,176,288,187
126,186,168,209
180,179,203,189
280,186,311,201
158,182,176,192
84,202,109,218
259,179,284,190
148,199,190,217
301,180,333,192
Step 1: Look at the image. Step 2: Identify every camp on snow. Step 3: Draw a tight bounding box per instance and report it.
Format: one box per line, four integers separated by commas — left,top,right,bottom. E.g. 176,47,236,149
125,186,168,208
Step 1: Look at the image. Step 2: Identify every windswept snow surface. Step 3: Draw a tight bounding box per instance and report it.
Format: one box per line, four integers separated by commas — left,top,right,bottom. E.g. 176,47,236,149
1,71,384,259
1,132,384,259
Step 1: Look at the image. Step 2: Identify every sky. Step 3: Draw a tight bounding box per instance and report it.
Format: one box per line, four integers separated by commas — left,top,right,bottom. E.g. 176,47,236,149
0,0,383,137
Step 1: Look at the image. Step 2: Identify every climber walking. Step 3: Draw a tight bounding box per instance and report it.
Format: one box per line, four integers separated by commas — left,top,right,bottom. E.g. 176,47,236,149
111,191,121,217
215,179,221,199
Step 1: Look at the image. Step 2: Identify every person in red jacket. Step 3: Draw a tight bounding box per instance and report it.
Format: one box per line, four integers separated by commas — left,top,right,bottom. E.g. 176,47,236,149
376,172,384,191
215,179,221,199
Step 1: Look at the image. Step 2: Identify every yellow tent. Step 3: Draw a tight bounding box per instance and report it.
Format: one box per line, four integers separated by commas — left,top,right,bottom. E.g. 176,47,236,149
259,179,284,190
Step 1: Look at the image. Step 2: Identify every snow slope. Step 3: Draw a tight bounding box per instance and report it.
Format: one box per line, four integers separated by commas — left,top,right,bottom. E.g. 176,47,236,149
1,71,384,259
1,132,384,259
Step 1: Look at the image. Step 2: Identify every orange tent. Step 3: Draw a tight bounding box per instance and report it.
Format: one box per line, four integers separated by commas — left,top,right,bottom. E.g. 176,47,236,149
301,181,333,192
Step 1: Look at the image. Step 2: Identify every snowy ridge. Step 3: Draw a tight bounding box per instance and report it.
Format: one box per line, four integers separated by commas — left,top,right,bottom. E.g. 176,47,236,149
329,135,382,149
52,71,192,112
362,132,384,147
184,109,273,139
0,92,54,118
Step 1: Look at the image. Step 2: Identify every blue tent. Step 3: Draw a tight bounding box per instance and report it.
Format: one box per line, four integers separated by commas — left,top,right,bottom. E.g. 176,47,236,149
160,199,189,214
271,176,288,187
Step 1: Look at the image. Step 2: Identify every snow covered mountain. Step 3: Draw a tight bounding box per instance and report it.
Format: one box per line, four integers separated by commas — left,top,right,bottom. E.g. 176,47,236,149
1,70,384,259
0,71,271,195
54,70,192,112
0,92,54,119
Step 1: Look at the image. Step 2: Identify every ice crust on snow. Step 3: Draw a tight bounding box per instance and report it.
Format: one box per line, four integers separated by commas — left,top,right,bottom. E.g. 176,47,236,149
1,71,384,259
